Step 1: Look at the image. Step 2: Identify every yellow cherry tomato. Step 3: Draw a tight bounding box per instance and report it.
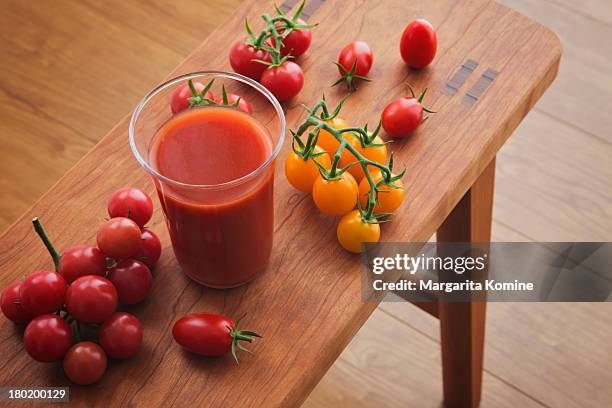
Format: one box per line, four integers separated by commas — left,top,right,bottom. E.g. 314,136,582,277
359,170,405,213
312,116,349,154
342,134,388,182
338,132,361,180
284,146,331,193
337,210,381,253
312,172,358,216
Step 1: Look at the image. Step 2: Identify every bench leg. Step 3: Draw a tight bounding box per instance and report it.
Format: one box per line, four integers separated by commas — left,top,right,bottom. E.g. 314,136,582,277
437,158,495,408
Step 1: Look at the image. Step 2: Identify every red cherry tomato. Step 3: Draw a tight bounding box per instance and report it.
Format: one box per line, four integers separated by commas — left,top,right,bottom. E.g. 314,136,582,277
171,81,213,114
99,312,143,359
107,260,152,305
338,41,374,76
19,271,66,316
381,96,425,138
216,93,253,114
273,19,312,57
59,244,106,284
63,342,107,385
96,217,142,260
107,187,153,227
24,315,72,362
66,276,117,324
229,38,271,81
1,280,33,324
400,19,437,69
172,313,261,361
260,61,304,102
134,229,161,268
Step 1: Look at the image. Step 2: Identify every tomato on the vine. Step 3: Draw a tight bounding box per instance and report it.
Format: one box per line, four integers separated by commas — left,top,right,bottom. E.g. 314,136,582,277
359,171,405,213
312,172,358,216
19,270,66,316
171,82,213,114
350,134,388,181
229,38,271,81
65,275,118,324
134,229,162,268
107,259,152,305
99,312,143,360
24,315,72,362
96,217,142,260
273,19,312,57
400,19,437,69
260,61,304,102
107,187,153,227
313,117,349,154
337,41,373,77
381,96,425,138
336,210,380,253
285,146,331,193
1,280,32,324
63,342,107,385
59,244,106,284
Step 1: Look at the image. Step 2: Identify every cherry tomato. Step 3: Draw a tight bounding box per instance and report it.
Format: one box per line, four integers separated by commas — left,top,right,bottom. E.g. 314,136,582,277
337,210,380,253
19,270,66,316
260,61,304,102
1,280,32,324
285,146,331,193
107,259,152,305
312,172,358,216
216,93,253,114
313,117,349,154
99,312,143,360
273,19,312,57
24,315,72,362
59,244,106,284
134,229,161,268
107,187,153,227
359,171,405,213
338,41,373,77
66,276,117,324
345,134,388,181
229,38,271,81
381,97,424,138
172,313,261,361
63,342,107,385
171,81,213,114
400,19,437,69
96,217,142,260
338,132,365,181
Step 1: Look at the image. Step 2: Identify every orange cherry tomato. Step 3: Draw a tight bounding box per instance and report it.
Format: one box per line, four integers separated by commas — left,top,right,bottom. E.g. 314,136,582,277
313,117,349,154
337,210,380,253
312,172,358,216
342,134,388,182
359,170,405,213
285,146,331,193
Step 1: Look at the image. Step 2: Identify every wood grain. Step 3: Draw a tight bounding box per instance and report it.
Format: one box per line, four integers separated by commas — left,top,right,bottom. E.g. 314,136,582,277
0,0,560,406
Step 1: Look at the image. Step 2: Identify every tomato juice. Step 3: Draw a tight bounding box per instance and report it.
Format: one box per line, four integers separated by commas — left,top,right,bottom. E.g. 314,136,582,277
150,107,275,288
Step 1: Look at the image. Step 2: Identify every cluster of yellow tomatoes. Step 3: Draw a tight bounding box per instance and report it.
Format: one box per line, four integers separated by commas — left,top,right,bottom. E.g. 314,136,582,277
284,102,405,253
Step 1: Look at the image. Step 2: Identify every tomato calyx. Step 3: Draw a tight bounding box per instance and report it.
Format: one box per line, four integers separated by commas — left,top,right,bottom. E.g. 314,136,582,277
332,59,372,92
227,314,262,364
407,83,436,120
186,79,215,108
32,217,61,272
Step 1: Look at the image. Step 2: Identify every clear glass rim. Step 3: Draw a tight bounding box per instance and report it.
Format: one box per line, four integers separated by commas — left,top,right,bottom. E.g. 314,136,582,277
129,70,286,190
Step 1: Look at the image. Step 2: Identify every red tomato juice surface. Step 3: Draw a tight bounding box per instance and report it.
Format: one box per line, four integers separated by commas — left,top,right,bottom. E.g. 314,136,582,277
150,106,274,288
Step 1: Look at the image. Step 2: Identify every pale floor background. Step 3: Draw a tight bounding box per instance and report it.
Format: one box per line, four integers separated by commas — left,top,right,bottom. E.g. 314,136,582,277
0,0,611,407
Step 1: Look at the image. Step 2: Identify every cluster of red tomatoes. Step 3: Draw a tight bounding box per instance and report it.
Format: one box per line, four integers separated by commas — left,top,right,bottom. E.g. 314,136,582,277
228,3,313,101
0,187,160,385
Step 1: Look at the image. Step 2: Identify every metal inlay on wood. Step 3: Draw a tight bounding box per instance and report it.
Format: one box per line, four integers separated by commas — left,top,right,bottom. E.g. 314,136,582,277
443,59,479,95
463,68,498,106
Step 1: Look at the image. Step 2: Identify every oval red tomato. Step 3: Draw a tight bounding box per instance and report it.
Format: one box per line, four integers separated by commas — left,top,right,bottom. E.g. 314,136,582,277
273,19,312,57
229,38,271,81
171,82,213,114
24,314,72,362
1,280,32,324
66,275,118,323
381,96,424,138
400,19,437,69
63,342,107,385
96,217,142,260
19,270,67,316
338,41,373,77
260,61,304,102
99,312,143,360
59,244,107,284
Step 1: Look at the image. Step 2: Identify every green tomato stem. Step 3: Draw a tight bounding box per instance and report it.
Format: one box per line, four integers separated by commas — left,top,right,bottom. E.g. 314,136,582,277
32,217,60,272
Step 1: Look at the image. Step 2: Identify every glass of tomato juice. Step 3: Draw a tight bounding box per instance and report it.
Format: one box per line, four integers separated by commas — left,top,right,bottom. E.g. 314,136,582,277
129,71,285,288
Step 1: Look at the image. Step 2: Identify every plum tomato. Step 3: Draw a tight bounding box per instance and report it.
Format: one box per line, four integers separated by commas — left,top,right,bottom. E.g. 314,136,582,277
107,187,153,227
260,61,304,102
338,41,373,77
63,342,107,385
134,229,161,269
284,146,331,193
273,19,312,57
24,315,72,362
216,93,253,114
96,217,142,260
171,81,213,114
312,172,358,216
172,313,261,362
313,117,349,154
359,171,405,213
99,312,143,359
400,19,437,69
19,270,67,316
229,38,271,81
107,259,152,305
1,280,33,324
59,244,107,284
337,210,380,253
381,97,424,138
66,276,117,324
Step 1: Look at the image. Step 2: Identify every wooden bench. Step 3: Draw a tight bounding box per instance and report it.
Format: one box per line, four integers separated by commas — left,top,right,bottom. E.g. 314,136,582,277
0,0,560,406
